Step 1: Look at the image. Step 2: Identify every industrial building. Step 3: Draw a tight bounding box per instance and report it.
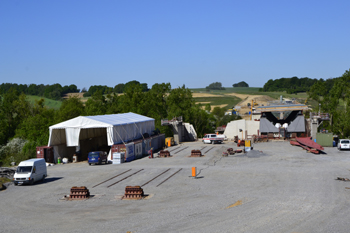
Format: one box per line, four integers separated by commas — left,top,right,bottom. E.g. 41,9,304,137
37,112,165,163
224,103,310,140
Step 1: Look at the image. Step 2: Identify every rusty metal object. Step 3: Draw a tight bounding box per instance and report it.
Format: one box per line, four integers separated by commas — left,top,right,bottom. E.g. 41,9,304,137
159,150,171,158
227,148,235,155
123,186,144,199
337,177,350,181
222,152,228,157
190,150,202,157
237,140,245,147
235,149,243,153
70,186,90,199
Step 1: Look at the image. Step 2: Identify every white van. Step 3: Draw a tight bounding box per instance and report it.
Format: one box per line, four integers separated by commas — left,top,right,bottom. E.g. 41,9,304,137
13,158,47,185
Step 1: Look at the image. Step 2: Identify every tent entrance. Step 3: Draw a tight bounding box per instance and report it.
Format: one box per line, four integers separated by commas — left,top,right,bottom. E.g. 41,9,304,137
79,128,110,161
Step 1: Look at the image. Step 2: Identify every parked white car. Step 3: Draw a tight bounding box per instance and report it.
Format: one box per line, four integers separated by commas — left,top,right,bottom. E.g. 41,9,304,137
338,139,350,150
202,134,224,144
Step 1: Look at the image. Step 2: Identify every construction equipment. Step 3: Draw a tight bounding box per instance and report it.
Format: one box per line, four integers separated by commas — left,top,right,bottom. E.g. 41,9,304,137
165,137,174,147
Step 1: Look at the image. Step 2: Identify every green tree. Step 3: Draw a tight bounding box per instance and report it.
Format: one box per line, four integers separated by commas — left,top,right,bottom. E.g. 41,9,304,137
114,83,125,93
84,90,107,116
56,97,85,122
167,85,194,122
118,83,147,115
206,82,225,90
191,105,215,137
233,81,249,87
144,83,171,134
15,99,56,146
105,93,121,114
308,69,350,137
0,89,30,145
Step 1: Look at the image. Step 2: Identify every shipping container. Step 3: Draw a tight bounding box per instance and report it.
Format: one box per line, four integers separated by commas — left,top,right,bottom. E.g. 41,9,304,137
134,140,143,159
151,136,159,151
125,142,135,162
141,138,150,156
36,146,54,163
158,134,165,149
316,133,333,147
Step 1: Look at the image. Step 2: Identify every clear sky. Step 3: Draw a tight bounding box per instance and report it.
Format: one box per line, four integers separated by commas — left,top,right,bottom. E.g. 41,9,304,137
1,0,350,90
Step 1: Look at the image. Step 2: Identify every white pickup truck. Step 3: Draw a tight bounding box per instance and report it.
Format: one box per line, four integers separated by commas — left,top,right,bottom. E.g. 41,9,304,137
202,134,225,144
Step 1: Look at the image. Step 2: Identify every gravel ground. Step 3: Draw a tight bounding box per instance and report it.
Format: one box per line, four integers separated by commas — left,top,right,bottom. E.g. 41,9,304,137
1,141,350,233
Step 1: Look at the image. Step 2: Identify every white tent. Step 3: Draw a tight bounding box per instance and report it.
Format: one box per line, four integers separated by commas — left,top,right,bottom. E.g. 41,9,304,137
48,112,155,147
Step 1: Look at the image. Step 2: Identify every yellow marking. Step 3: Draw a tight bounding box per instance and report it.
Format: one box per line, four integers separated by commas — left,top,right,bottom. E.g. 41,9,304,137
226,200,243,209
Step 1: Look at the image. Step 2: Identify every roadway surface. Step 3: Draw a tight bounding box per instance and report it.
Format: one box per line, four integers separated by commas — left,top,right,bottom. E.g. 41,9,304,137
1,141,350,233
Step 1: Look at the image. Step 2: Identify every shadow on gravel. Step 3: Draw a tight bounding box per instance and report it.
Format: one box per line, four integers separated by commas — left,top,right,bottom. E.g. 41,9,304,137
236,150,269,158
39,177,63,184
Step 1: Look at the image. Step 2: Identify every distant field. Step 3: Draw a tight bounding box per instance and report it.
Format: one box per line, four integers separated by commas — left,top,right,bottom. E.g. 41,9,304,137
23,87,313,111
26,95,62,109
190,87,261,95
190,87,315,112
195,96,241,110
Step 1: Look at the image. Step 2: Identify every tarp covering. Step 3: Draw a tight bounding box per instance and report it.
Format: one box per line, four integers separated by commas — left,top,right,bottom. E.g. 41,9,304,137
48,113,155,147
287,115,305,133
259,117,279,133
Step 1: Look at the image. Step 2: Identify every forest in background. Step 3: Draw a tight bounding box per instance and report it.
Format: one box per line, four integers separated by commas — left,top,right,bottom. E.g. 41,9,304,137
0,83,239,166
1,69,350,166
260,76,336,94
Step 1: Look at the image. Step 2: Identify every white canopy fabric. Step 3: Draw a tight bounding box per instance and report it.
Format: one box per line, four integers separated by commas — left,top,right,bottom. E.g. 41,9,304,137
48,112,155,147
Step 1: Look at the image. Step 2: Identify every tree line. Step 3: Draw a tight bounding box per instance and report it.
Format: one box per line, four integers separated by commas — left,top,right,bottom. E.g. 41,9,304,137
83,80,149,97
0,80,150,101
308,69,350,138
0,82,239,166
205,81,250,90
260,77,322,94
0,83,80,100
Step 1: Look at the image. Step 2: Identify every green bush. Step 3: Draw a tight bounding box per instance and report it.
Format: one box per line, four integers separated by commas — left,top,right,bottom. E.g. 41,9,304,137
0,138,29,166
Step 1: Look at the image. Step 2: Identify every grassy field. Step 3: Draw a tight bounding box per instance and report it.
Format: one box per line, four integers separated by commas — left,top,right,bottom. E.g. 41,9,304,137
194,96,242,109
26,95,62,109
191,87,308,99
190,87,313,110
190,87,261,95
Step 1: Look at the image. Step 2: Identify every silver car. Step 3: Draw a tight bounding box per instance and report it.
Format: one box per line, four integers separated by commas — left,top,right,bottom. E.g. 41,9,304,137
338,139,350,150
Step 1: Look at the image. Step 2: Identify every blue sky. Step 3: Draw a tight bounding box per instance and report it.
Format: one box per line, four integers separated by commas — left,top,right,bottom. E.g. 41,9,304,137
1,0,350,90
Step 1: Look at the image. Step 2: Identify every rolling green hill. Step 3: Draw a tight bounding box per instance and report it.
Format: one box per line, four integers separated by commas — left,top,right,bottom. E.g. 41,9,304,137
26,95,62,109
